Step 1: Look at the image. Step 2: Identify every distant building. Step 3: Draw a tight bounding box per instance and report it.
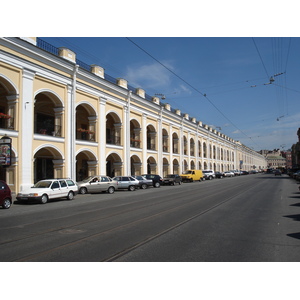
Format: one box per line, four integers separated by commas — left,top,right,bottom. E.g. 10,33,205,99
284,150,292,169
259,149,286,169
291,128,300,168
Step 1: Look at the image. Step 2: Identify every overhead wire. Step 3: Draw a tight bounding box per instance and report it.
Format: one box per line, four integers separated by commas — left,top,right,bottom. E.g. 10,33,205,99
252,37,270,79
126,37,262,149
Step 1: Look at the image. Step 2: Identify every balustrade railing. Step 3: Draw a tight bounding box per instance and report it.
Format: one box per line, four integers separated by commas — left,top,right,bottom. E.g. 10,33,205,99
37,125,62,137
76,129,95,141
0,117,14,130
106,135,121,146
147,143,156,151
130,139,141,148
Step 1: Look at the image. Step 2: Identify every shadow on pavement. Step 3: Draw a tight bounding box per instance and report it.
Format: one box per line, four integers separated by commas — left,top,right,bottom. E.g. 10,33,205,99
283,214,300,221
287,232,300,240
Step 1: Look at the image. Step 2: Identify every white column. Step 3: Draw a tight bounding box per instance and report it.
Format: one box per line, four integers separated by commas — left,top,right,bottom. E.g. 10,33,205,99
157,107,163,175
179,118,184,173
124,91,132,175
99,97,107,175
142,113,147,174
20,68,35,190
169,124,173,173
66,65,78,179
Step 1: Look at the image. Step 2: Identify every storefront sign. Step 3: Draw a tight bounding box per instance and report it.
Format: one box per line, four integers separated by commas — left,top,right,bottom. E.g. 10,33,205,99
0,135,12,166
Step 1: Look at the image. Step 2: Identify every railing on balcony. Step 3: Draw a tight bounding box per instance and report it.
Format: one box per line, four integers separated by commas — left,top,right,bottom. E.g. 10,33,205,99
37,125,62,137
106,135,121,146
130,139,141,148
76,129,95,141
163,145,168,152
147,143,156,151
0,116,14,130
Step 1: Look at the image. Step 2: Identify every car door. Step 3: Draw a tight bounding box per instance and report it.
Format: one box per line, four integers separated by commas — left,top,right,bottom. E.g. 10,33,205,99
88,176,101,193
49,180,61,199
99,176,111,191
0,181,10,204
59,180,69,197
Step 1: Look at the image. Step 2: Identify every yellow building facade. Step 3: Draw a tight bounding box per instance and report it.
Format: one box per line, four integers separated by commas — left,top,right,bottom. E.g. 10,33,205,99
0,37,267,193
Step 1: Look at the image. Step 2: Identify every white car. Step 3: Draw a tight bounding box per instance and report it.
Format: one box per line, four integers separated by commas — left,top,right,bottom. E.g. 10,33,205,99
16,179,78,204
224,171,235,177
202,170,216,180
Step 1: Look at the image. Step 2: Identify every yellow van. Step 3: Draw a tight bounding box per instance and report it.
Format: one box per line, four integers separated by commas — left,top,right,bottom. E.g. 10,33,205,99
180,170,203,182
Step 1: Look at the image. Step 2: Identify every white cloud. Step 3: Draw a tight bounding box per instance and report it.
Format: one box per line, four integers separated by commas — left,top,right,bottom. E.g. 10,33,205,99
125,62,173,90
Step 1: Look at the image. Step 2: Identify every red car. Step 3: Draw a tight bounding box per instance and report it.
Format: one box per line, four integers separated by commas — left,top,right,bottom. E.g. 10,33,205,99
0,180,12,209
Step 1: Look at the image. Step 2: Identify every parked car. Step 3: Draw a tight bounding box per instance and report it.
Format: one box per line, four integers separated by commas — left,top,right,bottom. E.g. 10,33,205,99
132,175,153,189
292,170,300,180
202,170,215,180
16,179,78,204
0,180,12,209
224,171,234,177
180,170,203,182
241,171,249,175
232,170,242,176
215,171,225,178
162,174,182,185
274,170,282,176
77,175,117,194
142,174,163,187
112,176,140,191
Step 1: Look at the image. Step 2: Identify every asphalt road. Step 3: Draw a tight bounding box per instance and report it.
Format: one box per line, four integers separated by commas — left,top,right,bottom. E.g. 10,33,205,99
1,173,300,262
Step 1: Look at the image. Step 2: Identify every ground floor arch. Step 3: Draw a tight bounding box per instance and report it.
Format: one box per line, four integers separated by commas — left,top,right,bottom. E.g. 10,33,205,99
162,157,169,177
106,152,122,178
130,154,142,175
173,158,180,174
76,149,97,181
34,146,64,183
146,156,157,174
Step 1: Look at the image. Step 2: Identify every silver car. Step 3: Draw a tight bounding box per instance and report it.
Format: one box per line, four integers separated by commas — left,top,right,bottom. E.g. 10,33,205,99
132,175,153,189
77,176,117,194
112,176,140,191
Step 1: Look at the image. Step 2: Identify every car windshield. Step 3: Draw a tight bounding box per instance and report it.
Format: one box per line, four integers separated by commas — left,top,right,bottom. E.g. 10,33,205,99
33,181,52,188
166,174,175,178
82,176,94,183
182,171,192,174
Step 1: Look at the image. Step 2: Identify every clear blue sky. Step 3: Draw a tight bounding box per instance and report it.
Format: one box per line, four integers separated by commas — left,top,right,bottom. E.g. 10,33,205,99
41,36,300,151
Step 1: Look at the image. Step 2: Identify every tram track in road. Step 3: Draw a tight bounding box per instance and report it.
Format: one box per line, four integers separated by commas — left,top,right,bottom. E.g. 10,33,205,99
0,177,242,244
7,178,265,262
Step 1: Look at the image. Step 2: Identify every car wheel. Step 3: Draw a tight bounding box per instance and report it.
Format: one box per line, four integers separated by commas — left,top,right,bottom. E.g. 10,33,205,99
128,185,135,191
80,187,87,194
107,186,115,194
67,191,74,200
141,183,147,189
40,194,48,204
209,176,212,180
179,181,182,185
2,198,11,209
154,182,160,188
